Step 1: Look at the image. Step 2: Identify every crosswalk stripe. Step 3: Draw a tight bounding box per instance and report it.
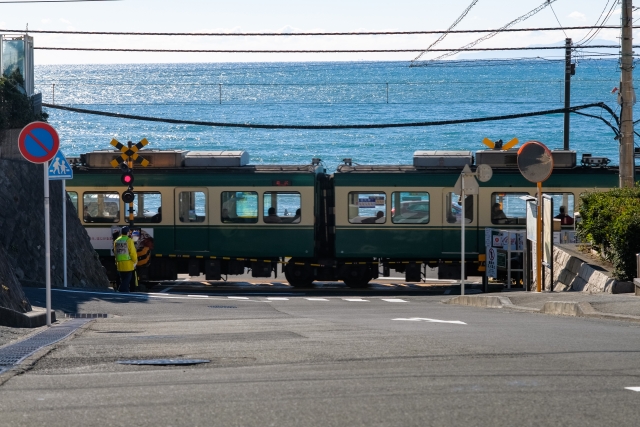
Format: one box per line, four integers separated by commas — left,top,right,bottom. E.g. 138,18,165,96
305,298,329,301
266,297,289,301
381,299,407,303
343,298,369,302
228,296,249,300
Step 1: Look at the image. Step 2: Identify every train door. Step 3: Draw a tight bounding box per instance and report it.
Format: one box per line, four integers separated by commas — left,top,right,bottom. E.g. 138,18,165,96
174,188,209,252
441,189,478,255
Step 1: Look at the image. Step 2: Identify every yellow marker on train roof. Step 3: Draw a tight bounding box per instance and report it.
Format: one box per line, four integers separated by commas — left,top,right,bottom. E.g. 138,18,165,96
502,137,519,150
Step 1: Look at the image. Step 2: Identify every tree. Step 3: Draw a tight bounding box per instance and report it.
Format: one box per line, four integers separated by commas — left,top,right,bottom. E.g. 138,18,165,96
0,69,48,130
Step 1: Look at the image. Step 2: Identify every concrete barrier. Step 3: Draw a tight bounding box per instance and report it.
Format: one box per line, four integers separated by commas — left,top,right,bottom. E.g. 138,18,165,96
0,306,56,328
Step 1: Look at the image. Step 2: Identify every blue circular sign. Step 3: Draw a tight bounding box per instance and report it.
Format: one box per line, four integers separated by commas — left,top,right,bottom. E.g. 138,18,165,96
18,122,60,164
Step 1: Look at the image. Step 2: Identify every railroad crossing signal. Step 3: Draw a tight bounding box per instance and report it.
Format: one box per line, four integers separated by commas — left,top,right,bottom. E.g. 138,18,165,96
482,137,519,150
110,138,150,168
110,138,150,226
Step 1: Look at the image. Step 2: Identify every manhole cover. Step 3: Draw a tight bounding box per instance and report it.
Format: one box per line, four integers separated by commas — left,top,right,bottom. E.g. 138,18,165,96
116,359,210,366
208,306,237,309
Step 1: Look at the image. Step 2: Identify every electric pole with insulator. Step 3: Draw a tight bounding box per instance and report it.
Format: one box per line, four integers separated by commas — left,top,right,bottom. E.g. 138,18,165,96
619,0,635,187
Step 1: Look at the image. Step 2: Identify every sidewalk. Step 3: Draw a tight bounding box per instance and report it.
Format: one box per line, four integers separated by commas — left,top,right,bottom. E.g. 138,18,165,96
445,291,640,322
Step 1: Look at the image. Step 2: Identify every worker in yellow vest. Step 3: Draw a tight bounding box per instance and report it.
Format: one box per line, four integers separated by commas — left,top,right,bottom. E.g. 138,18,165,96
114,226,138,293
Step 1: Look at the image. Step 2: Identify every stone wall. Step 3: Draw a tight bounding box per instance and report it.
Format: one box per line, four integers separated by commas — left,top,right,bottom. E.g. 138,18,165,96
0,129,110,312
543,245,634,294
0,129,23,161
0,157,110,289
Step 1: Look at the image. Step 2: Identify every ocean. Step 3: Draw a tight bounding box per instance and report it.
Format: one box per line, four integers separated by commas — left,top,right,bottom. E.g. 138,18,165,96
35,59,630,170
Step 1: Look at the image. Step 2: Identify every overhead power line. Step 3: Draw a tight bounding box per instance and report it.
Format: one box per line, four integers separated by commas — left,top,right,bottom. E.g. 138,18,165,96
416,0,559,64
33,45,626,53
412,0,480,63
0,0,119,3
0,25,618,36
42,102,618,133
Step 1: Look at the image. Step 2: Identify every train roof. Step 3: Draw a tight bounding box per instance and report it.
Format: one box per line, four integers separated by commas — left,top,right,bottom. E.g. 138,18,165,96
72,150,323,174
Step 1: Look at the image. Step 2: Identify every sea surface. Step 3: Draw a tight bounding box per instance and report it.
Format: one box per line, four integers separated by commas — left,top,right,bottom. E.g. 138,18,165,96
35,59,632,170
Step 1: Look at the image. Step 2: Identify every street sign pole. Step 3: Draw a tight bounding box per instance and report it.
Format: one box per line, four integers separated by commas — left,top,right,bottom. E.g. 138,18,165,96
48,150,73,288
44,163,51,325
62,179,67,288
461,173,466,296
19,122,60,327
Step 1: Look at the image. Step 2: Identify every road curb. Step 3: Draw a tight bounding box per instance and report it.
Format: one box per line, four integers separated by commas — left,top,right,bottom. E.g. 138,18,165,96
444,295,640,322
0,306,56,328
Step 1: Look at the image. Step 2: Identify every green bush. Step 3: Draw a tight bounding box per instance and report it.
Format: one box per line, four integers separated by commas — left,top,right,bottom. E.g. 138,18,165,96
0,69,48,130
578,185,640,281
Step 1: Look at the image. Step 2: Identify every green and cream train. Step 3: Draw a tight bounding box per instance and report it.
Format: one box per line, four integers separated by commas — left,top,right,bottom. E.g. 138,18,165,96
65,149,625,287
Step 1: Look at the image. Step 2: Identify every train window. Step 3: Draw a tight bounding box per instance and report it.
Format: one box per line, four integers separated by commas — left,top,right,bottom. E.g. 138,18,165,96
67,191,78,212
445,192,473,224
392,192,430,224
178,191,206,223
348,192,386,224
543,192,575,225
263,192,301,224
83,192,120,223
221,191,258,223
129,192,162,224
491,192,528,225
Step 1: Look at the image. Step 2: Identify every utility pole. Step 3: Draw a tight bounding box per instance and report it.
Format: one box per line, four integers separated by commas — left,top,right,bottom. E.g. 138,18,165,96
619,0,635,187
563,38,573,151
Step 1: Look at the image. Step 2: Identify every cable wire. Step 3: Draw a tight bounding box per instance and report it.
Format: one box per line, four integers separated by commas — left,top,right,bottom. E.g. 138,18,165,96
414,0,559,64
412,0,480,63
0,25,618,37
42,102,618,132
34,45,625,53
548,2,568,39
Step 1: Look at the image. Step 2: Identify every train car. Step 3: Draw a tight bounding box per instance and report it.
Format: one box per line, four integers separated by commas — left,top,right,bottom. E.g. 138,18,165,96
67,147,629,288
66,150,329,284
309,149,623,286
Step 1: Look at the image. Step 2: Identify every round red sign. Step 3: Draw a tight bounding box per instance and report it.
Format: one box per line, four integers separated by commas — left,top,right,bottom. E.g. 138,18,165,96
18,122,60,164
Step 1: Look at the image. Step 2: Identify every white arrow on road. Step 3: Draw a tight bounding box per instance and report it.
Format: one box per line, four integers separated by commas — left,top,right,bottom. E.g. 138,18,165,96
393,317,467,325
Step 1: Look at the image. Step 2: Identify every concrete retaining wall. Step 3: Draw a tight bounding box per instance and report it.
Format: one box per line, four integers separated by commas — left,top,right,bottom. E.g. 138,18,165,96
544,246,634,294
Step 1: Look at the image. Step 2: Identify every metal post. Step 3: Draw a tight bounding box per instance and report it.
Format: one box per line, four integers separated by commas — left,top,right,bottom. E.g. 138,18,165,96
461,174,465,296
620,0,635,187
536,182,543,292
127,141,134,227
507,231,512,289
44,163,52,325
563,38,572,151
62,179,67,288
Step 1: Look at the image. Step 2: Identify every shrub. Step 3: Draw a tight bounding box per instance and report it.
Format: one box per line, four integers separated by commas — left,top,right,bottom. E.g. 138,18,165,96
578,185,640,281
0,69,48,130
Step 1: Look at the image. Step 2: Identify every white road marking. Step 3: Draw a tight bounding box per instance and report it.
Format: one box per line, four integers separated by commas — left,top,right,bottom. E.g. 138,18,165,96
187,295,209,298
381,299,407,303
228,296,249,300
343,298,369,302
625,387,640,392
305,298,329,301
393,317,467,325
159,287,172,293
266,297,289,301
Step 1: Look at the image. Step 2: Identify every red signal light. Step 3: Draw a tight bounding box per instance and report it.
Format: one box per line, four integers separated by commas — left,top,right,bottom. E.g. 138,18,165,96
121,171,134,186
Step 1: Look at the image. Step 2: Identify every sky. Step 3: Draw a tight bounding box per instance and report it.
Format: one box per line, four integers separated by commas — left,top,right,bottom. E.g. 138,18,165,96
0,0,631,64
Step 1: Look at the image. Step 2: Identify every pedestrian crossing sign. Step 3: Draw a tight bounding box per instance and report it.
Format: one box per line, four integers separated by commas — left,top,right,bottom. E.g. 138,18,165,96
48,150,73,180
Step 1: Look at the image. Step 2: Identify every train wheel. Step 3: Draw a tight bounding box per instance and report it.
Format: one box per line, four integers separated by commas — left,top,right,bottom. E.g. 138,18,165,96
285,259,314,288
342,266,372,288
343,278,371,288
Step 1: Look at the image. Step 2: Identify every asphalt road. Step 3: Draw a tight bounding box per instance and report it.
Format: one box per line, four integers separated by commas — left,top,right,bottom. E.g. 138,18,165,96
1,285,639,427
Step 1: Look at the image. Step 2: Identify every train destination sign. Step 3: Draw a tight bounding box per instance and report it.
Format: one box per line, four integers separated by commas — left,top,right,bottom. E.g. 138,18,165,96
18,121,60,164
